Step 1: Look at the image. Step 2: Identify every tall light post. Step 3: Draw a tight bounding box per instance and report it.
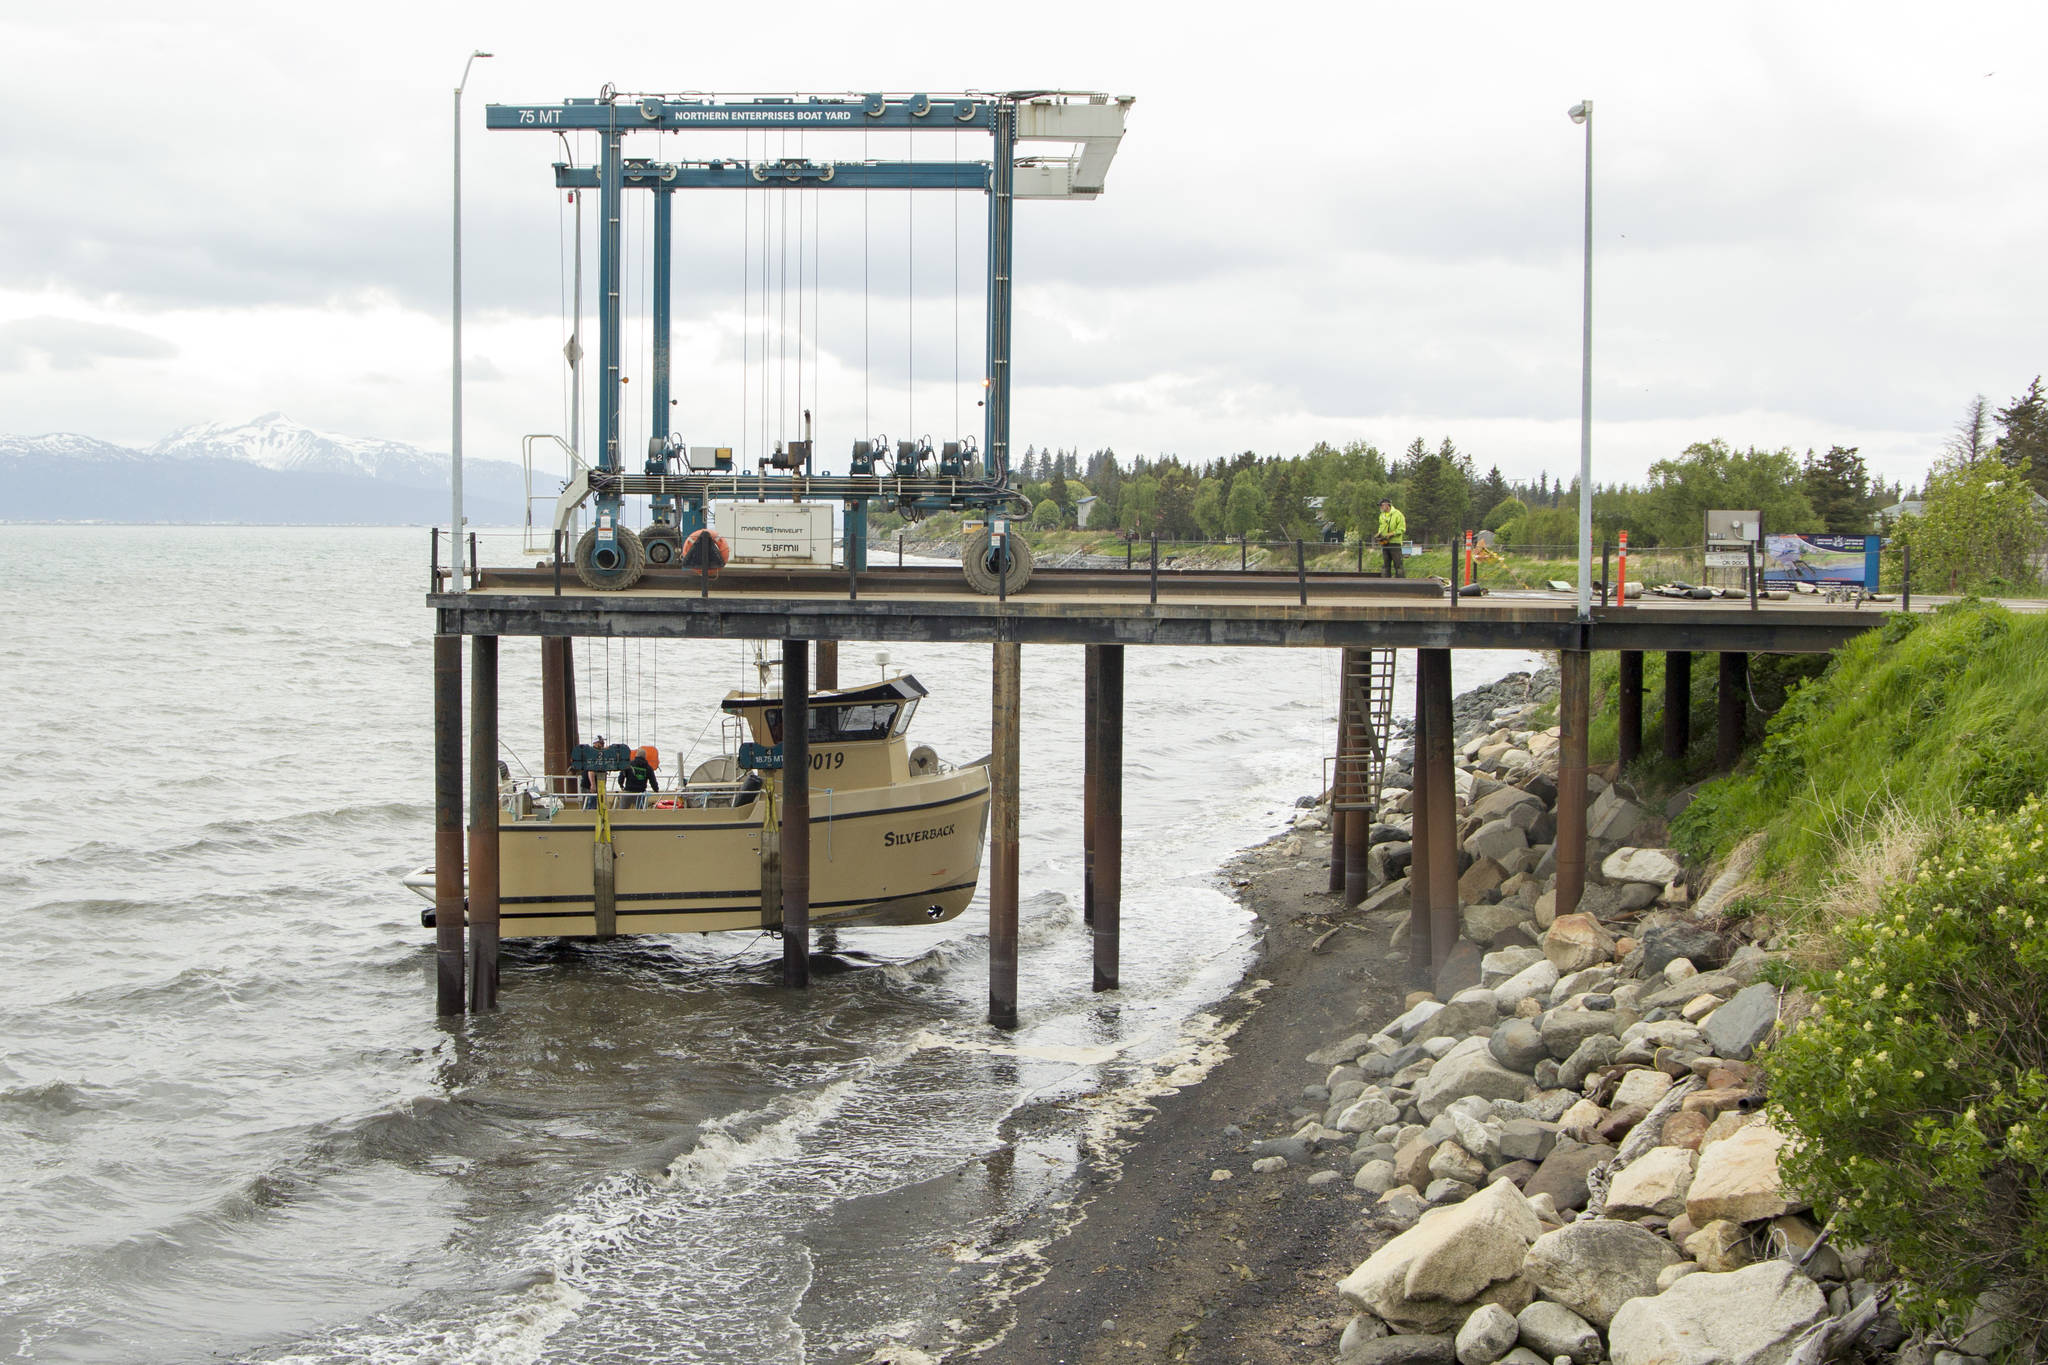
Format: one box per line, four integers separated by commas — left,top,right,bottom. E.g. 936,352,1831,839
1568,99,1593,619
452,49,493,592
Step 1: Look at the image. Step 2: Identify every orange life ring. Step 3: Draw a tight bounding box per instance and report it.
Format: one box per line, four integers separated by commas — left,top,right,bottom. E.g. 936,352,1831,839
680,529,730,575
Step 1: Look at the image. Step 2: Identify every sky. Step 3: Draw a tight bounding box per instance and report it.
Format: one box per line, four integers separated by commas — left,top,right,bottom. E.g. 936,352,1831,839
3,2,2045,491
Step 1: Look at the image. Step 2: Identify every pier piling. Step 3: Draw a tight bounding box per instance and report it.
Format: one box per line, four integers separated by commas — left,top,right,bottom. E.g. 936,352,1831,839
1340,647,1370,906
541,637,574,794
815,640,838,692
1617,650,1643,768
1419,649,1458,979
1555,650,1591,917
990,642,1023,1025
1717,652,1747,770
467,635,500,1012
1330,649,1350,895
1408,655,1434,986
1090,644,1123,994
781,639,811,989
432,635,466,1016
1663,651,1691,761
1083,646,1099,927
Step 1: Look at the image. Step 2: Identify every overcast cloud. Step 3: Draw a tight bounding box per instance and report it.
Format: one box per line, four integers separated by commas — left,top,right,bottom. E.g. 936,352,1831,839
2,1,2044,490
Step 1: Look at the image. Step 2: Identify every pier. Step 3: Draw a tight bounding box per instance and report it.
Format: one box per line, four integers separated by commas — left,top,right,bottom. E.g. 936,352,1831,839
427,560,1892,1021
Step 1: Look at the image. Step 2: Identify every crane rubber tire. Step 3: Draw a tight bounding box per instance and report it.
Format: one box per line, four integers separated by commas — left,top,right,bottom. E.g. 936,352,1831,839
961,528,1033,596
641,527,683,566
574,526,647,591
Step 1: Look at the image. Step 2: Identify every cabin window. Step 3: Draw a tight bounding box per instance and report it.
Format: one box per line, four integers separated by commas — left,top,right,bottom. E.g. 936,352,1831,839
892,698,919,735
764,702,899,743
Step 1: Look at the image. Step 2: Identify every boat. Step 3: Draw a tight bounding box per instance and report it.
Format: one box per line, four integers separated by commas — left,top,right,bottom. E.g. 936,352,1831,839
404,671,992,938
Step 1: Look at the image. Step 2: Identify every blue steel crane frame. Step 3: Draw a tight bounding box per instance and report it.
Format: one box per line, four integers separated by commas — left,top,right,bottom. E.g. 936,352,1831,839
485,93,1023,581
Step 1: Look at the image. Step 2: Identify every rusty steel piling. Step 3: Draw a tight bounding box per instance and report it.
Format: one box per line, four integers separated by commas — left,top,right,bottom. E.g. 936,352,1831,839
1617,650,1643,768
1663,650,1691,761
1407,656,1434,985
1555,650,1591,917
467,635,500,1012
781,639,811,989
433,635,466,1015
1718,652,1746,770
1419,649,1458,981
989,642,1023,1025
1083,645,1099,927
1091,644,1124,994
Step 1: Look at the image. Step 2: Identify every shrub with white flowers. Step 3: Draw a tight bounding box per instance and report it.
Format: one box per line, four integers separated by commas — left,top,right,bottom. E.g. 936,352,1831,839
1768,797,2048,1340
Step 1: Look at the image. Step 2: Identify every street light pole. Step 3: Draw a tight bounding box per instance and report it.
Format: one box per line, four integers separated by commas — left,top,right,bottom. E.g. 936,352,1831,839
1569,99,1593,620
452,49,493,593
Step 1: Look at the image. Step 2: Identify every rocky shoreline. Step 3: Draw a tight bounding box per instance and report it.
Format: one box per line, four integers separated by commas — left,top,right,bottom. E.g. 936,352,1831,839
958,665,1973,1365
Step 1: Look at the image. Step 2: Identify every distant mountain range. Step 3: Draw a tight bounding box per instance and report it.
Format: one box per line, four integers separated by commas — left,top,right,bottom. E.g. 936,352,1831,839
0,413,530,524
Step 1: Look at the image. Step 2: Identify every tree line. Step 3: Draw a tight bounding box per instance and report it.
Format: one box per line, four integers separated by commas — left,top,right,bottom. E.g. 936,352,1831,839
1002,376,2046,558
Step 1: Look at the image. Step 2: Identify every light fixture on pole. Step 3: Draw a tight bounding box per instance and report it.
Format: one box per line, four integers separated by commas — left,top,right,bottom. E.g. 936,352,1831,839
452,48,493,593
1568,99,1593,620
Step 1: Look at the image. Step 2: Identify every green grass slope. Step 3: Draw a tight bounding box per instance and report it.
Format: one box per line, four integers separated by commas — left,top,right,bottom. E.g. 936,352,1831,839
1671,599,2048,921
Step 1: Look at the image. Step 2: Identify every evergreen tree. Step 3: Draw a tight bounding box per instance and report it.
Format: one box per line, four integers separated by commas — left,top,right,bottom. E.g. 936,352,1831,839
1479,465,1509,516
1800,445,1873,533
1049,461,1070,512
1945,395,1993,466
1997,377,2048,497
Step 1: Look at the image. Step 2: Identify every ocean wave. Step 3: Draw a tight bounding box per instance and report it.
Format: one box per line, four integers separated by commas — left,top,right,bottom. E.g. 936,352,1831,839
0,1078,118,1117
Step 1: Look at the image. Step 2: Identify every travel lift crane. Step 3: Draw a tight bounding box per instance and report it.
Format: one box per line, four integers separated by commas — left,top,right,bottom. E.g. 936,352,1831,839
485,90,1133,593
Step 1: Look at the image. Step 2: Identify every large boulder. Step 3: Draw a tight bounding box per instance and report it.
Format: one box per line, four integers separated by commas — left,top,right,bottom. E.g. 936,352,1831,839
1491,959,1558,1013
1604,1145,1698,1220
1336,1180,1545,1334
1351,1337,1457,1365
1607,1261,1828,1365
1639,923,1731,975
1522,1219,1684,1329
1466,820,1530,864
1488,1018,1550,1074
1521,1141,1613,1213
1415,991,1501,1045
1587,786,1647,843
1543,914,1616,974
1414,1037,1538,1119
1686,1120,1799,1224
1469,785,1545,829
1454,1302,1520,1365
1514,1301,1601,1363
1701,983,1780,1060
1461,898,1526,945
1601,847,1684,886
1540,1008,1618,1061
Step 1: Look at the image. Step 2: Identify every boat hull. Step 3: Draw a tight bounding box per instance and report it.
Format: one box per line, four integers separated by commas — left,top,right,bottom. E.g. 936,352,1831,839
469,764,990,938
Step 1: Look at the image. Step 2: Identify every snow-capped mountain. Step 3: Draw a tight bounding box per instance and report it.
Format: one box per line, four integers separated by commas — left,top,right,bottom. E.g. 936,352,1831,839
1,415,526,524
0,433,142,463
148,412,455,484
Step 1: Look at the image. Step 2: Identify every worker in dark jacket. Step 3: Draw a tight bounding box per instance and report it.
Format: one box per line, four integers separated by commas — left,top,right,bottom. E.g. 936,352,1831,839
1375,498,1408,578
621,746,661,806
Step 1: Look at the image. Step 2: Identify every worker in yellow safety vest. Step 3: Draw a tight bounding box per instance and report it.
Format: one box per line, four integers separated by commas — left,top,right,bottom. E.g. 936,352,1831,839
1375,499,1407,578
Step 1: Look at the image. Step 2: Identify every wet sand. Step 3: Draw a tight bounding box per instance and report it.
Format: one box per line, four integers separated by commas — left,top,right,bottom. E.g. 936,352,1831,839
963,835,1408,1364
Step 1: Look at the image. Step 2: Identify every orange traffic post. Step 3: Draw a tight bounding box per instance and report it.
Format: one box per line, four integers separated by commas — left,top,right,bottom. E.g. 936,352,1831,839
1617,530,1629,605
1463,531,1475,587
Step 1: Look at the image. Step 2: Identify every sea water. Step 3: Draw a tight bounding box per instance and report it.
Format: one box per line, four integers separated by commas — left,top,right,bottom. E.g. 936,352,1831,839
0,526,1539,1364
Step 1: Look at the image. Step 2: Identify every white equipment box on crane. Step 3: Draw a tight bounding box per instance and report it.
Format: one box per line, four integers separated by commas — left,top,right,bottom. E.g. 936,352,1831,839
712,501,834,566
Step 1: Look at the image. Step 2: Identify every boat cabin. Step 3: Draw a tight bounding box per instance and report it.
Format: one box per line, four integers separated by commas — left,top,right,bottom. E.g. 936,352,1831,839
721,674,933,790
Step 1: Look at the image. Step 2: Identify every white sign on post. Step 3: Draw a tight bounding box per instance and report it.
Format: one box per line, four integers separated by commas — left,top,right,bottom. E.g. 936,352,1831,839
712,501,834,565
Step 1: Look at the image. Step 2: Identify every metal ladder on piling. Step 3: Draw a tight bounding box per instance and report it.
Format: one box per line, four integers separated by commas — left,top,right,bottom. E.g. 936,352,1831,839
1334,648,1399,818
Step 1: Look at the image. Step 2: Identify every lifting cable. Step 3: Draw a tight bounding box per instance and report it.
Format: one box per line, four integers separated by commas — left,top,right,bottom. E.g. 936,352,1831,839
906,130,914,442
863,125,870,440
749,129,757,470
953,125,960,441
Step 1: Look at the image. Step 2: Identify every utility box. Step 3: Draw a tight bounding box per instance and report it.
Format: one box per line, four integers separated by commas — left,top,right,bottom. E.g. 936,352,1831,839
1704,509,1762,568
712,500,834,565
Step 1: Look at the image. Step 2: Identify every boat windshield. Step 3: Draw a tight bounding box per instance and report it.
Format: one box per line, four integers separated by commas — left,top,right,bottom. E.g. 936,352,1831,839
766,701,898,744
